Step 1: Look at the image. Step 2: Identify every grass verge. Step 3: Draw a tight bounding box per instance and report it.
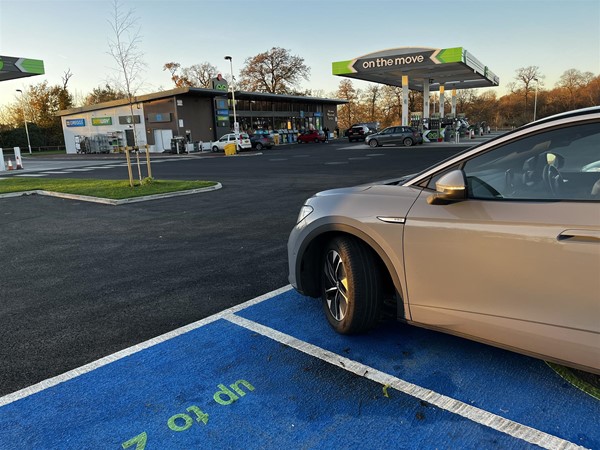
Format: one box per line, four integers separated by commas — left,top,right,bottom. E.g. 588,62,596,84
0,178,217,200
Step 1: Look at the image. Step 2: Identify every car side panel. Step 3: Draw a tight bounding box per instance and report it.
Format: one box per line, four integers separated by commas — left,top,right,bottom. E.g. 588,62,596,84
403,191,600,372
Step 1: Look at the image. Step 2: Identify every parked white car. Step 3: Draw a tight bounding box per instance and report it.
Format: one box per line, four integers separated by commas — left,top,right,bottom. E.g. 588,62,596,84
211,133,252,152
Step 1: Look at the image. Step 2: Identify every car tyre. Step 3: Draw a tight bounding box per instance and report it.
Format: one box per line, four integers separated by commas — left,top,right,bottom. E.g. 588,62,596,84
321,236,382,334
369,139,379,148
212,146,219,152
403,138,414,147
255,143,263,151
314,138,319,143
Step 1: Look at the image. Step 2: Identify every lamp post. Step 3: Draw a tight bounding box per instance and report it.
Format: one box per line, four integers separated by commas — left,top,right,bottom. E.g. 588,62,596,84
533,78,539,122
16,89,32,154
224,55,238,152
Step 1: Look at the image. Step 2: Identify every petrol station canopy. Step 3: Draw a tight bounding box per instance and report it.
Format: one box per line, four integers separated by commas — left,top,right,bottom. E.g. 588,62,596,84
332,47,498,92
0,55,45,82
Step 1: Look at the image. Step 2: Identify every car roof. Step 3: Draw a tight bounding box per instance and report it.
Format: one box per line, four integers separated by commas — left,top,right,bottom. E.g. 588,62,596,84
523,106,600,129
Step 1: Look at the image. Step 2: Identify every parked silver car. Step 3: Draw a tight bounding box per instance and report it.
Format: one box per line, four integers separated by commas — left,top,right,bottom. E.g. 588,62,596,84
288,107,600,374
366,126,423,147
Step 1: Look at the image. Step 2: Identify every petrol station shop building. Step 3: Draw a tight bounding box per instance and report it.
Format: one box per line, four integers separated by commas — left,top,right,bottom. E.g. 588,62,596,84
57,85,346,154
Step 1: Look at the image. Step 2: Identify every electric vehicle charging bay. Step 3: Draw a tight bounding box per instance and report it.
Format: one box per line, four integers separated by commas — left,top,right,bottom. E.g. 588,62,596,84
0,287,598,449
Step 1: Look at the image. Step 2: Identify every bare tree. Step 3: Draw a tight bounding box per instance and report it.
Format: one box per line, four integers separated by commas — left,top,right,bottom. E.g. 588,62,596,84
107,0,148,185
336,79,361,130
238,47,310,94
362,84,381,122
557,69,594,109
512,66,544,109
163,62,218,88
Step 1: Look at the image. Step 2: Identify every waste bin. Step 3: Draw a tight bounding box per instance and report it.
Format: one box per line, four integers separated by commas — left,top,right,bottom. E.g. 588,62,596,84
224,143,237,156
444,128,453,142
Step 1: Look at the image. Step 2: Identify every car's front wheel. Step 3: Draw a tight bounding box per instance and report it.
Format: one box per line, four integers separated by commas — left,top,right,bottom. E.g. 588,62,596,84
255,143,263,151
369,139,379,148
321,236,382,334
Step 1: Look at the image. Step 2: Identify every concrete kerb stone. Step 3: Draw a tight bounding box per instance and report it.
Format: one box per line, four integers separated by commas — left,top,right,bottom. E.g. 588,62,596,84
0,183,222,205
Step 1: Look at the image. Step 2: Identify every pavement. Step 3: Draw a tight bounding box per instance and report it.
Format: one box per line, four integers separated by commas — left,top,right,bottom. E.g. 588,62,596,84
0,287,598,449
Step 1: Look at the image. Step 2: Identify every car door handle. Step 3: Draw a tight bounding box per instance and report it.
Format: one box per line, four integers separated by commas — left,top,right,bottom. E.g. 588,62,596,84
557,229,600,243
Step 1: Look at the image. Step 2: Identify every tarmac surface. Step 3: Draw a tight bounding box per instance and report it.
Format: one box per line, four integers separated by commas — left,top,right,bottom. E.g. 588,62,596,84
1,136,598,449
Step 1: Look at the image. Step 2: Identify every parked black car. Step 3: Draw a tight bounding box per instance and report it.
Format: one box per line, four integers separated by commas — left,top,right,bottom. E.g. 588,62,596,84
345,122,379,138
347,125,374,142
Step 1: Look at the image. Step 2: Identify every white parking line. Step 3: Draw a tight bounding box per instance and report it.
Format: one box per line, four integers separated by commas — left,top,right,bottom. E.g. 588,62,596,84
15,174,47,177
0,285,292,408
226,314,585,450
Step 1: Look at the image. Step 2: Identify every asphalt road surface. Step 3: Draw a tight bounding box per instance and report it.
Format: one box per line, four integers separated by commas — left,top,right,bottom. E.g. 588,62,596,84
0,140,468,396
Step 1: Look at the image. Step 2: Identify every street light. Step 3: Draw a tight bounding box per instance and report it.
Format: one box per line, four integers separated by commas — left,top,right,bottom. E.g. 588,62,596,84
533,78,539,122
224,55,238,152
15,89,32,154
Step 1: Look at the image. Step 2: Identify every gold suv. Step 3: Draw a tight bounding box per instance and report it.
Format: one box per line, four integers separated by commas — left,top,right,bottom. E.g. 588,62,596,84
288,107,600,374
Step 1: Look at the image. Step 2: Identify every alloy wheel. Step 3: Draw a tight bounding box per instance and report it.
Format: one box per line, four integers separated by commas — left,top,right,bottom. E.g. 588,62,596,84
323,249,348,321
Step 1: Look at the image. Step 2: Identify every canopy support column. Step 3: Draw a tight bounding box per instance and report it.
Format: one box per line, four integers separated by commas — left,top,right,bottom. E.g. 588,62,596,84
402,75,409,126
423,81,430,120
451,88,457,116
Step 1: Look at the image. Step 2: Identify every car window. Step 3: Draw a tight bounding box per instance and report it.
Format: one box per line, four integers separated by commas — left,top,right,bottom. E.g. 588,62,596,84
382,127,395,134
461,122,600,201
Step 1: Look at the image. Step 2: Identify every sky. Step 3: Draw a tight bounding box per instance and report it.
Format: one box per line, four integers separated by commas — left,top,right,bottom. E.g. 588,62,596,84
0,0,599,107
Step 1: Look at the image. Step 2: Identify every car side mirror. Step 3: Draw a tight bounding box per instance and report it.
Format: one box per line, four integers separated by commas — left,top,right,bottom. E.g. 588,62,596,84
427,170,467,205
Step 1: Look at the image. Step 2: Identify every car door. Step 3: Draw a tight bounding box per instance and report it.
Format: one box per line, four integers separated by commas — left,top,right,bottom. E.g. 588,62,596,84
402,120,600,370
379,127,397,145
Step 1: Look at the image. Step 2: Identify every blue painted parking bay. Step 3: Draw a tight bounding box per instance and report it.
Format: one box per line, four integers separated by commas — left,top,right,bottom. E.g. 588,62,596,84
0,287,598,449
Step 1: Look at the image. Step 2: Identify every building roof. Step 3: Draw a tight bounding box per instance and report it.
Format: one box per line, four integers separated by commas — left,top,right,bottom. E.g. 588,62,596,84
57,87,346,116
332,47,499,92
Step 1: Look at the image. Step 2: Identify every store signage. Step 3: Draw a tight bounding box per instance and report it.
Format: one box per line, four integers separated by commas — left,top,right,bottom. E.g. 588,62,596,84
314,112,322,117
148,113,171,123
212,74,229,92
118,115,141,125
216,109,229,115
92,117,112,126
66,118,85,127
354,50,434,72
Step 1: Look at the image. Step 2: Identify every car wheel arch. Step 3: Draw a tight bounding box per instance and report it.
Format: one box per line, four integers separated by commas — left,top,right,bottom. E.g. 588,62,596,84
296,225,405,319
